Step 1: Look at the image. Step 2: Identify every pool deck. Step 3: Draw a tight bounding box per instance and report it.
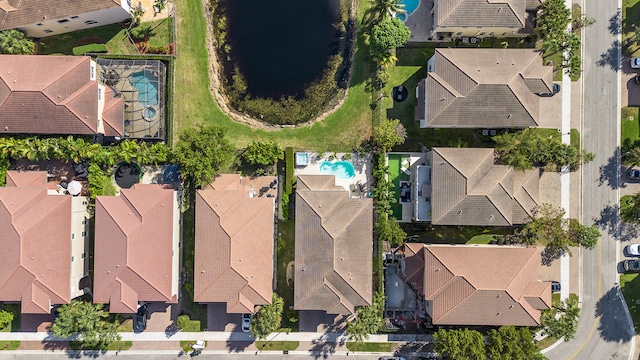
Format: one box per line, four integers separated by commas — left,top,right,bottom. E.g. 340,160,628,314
403,0,435,42
387,152,431,222
294,152,372,196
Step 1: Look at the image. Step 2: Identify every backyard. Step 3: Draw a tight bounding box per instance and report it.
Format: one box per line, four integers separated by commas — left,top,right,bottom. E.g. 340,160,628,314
621,273,640,332
624,0,640,56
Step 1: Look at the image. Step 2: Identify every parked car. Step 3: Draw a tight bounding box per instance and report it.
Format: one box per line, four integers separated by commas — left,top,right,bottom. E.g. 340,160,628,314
551,281,561,293
629,169,640,179
378,357,406,360
627,244,640,256
133,304,148,333
242,313,252,333
635,74,640,84
537,83,561,97
624,259,640,272
632,58,640,68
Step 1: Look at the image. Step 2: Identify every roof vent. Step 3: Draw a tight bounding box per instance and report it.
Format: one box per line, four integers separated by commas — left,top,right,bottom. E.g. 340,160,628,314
497,294,501,298
507,114,512,119
498,7,502,11
497,312,501,315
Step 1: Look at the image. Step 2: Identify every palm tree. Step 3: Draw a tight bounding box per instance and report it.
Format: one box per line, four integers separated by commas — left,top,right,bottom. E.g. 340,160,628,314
373,51,399,69
0,30,35,55
362,0,406,29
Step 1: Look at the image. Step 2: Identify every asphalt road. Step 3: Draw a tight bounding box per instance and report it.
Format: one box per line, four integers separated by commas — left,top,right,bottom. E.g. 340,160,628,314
0,353,385,360
543,0,636,358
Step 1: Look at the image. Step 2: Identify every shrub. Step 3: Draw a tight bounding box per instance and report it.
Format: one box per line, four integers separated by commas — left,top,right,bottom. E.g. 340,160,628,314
176,314,191,330
72,43,108,56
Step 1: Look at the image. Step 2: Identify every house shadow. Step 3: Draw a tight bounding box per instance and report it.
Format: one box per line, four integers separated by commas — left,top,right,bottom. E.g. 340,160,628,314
226,339,252,353
595,287,635,343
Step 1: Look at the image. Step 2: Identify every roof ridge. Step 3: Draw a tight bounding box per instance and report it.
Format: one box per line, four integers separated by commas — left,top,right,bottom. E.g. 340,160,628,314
15,189,67,236
432,277,476,322
437,0,466,25
295,282,330,310
324,198,368,242
507,76,538,125
123,266,173,302
327,269,367,308
504,248,537,297
427,74,461,122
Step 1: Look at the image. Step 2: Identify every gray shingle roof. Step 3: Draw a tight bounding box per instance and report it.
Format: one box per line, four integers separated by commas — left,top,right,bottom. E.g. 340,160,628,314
430,148,540,226
294,175,372,314
435,0,525,29
0,0,121,30
421,49,553,128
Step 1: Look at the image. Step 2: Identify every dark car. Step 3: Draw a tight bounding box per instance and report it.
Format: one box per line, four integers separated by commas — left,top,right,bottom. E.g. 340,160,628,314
538,83,561,97
133,304,148,333
629,169,640,179
635,74,640,84
551,281,561,293
624,259,640,272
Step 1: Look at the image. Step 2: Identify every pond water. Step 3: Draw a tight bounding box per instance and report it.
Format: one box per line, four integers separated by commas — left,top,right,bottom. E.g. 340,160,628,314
225,0,341,99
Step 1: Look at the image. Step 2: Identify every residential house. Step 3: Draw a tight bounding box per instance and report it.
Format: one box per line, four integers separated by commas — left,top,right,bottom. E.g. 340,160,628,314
0,0,131,38
426,147,539,226
430,0,541,40
0,55,124,136
294,175,373,315
403,243,551,326
415,49,554,128
0,171,89,314
94,184,180,313
194,174,276,314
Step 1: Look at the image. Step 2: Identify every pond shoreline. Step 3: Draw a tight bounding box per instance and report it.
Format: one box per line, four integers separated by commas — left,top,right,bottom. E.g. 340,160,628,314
199,0,359,130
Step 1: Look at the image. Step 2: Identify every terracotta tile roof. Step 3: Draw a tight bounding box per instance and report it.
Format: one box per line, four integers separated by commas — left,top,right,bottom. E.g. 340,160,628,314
94,185,178,313
194,174,275,313
294,175,373,314
422,49,553,128
5,170,46,187
0,174,72,314
404,244,551,326
435,0,525,29
0,55,123,136
0,0,121,30
430,148,539,226
102,86,124,136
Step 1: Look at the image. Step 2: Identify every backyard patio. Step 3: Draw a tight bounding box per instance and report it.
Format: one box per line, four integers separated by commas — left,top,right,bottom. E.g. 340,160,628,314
293,152,372,197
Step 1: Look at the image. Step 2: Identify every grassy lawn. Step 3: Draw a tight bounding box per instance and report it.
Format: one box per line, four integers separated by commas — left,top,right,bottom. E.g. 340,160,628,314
467,234,499,244
70,340,132,351
276,219,298,331
623,107,640,144
181,319,201,332
37,18,173,55
387,153,409,218
117,318,133,332
535,335,559,350
180,340,196,352
255,341,299,351
180,198,207,330
346,342,396,352
623,0,640,56
621,195,639,222
620,273,640,333
402,224,516,244
0,305,20,350
172,0,374,151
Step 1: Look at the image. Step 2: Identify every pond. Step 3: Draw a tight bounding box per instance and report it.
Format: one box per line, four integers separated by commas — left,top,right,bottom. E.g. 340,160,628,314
225,0,342,99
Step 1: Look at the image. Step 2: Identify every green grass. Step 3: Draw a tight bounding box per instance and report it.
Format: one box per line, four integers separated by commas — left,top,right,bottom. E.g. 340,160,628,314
620,273,640,333
180,197,208,330
117,318,133,332
69,340,132,351
346,342,396,352
387,154,409,219
0,341,19,350
0,306,20,350
466,234,499,244
181,319,201,332
37,18,173,55
535,335,559,350
172,0,374,150
623,0,640,56
621,195,639,223
276,219,298,330
180,341,196,352
623,107,640,144
403,224,516,244
255,341,299,351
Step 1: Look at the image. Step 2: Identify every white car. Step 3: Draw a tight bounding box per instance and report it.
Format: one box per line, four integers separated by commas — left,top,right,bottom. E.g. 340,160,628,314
632,58,640,69
626,244,640,256
241,313,252,333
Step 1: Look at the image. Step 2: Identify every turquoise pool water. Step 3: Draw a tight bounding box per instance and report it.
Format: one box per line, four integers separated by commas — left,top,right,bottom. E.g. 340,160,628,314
396,0,420,22
130,70,159,106
319,161,355,179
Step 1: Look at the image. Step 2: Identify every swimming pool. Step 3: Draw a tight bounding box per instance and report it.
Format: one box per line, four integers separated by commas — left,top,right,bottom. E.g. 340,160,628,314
319,161,355,179
130,70,159,106
396,0,420,22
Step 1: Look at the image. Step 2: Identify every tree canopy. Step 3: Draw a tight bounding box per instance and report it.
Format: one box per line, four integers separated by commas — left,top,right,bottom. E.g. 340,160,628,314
173,125,235,188
346,292,385,342
536,0,571,53
374,118,407,151
242,141,283,166
249,294,284,339
0,30,35,55
541,295,580,341
376,217,406,246
434,328,487,360
50,301,120,350
435,327,547,360
362,0,406,29
486,326,542,360
369,18,411,56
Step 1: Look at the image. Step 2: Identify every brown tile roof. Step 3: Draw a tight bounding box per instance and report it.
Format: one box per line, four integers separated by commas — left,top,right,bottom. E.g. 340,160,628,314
5,170,46,187
404,244,551,326
0,0,121,30
430,148,539,226
0,172,72,314
194,174,275,313
102,86,124,136
94,185,177,313
435,0,525,29
294,175,373,314
423,49,553,128
0,55,123,136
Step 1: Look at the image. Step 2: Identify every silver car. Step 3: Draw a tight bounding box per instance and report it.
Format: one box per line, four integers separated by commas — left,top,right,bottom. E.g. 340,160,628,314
632,58,640,69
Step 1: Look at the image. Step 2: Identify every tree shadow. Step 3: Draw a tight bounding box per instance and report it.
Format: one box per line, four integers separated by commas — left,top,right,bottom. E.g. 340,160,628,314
595,287,635,343
308,334,340,359
541,247,564,266
609,10,622,35
598,146,622,189
594,204,638,242
41,335,71,353
165,322,179,338
596,40,622,71
226,339,252,353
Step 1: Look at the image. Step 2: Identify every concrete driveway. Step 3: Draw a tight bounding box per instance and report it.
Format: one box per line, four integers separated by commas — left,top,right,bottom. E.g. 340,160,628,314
207,303,243,332
621,56,640,107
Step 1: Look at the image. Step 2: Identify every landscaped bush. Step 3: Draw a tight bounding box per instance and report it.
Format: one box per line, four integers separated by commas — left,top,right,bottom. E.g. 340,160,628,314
176,314,191,330
72,43,108,55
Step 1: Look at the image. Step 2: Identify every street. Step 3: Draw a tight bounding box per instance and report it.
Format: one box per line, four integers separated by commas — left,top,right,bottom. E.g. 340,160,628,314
542,0,636,358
